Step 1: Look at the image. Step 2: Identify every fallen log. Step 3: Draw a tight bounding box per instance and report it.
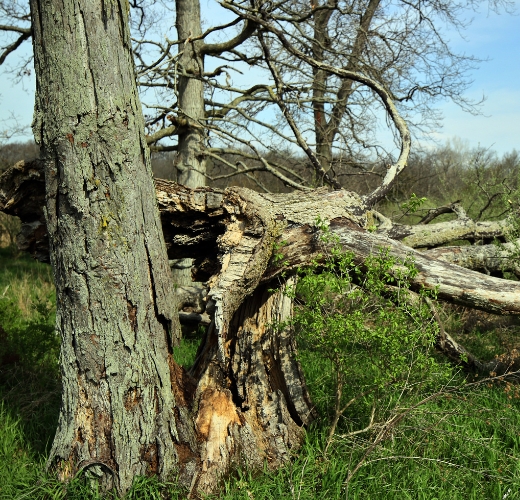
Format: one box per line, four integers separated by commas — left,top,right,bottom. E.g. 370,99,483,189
3,158,520,481
2,159,520,317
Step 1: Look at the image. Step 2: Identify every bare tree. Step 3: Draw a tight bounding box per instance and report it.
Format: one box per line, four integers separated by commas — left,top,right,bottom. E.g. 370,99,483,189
1,0,512,194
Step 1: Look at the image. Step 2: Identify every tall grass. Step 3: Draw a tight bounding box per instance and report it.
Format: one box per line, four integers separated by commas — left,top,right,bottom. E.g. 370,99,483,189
1,247,519,499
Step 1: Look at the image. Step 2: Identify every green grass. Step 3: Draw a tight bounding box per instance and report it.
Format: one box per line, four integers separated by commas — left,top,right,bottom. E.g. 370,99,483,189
1,247,520,499
217,376,520,500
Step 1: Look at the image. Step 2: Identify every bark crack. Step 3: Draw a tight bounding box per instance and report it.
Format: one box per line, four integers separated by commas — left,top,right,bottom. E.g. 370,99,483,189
78,8,99,111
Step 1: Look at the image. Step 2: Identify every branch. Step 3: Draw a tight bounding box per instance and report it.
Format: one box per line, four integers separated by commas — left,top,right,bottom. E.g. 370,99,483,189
221,2,411,203
145,115,206,145
380,218,509,249
424,240,520,277
205,85,272,119
418,200,467,224
259,33,341,190
270,219,520,315
429,298,520,379
0,30,30,66
207,147,308,184
145,125,178,144
0,24,31,34
325,0,382,144
201,19,257,56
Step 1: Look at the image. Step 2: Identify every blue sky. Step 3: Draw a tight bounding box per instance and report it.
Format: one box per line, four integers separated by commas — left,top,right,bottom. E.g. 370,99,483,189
0,4,518,155
428,6,520,154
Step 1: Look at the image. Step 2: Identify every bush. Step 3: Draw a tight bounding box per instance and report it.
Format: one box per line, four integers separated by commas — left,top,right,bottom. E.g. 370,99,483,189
280,218,451,450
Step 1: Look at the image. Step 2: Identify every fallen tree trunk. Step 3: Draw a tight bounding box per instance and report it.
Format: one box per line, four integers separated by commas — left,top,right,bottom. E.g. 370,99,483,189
3,159,520,492
2,160,520,316
424,242,520,278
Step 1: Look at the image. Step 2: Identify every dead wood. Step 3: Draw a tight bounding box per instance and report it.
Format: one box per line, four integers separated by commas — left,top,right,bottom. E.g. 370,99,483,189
2,159,520,317
2,156,520,391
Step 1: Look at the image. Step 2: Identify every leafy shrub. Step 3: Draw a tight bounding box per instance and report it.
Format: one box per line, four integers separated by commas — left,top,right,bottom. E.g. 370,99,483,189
280,219,451,448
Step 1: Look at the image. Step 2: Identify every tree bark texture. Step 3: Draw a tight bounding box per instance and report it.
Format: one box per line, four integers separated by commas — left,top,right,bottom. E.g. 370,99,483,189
29,0,183,493
381,217,509,249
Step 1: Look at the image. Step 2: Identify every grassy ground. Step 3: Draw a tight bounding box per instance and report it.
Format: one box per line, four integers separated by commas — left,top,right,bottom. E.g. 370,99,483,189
1,247,519,499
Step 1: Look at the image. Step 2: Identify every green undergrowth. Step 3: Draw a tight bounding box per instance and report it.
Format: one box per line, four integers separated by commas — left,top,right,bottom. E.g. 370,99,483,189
219,354,520,500
0,247,61,499
1,247,520,499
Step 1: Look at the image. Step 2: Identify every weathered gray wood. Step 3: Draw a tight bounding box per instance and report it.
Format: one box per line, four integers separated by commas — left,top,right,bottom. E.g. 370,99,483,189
2,165,520,314
157,181,520,316
380,218,509,248
424,241,520,277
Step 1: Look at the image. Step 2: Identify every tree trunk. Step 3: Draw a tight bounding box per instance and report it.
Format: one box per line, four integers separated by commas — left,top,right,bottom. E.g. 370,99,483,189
171,0,207,286
31,0,185,492
188,279,314,492
26,2,312,495
29,0,185,492
175,0,206,188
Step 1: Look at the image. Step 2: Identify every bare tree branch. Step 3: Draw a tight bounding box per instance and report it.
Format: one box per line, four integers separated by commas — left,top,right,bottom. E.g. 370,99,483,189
0,30,30,65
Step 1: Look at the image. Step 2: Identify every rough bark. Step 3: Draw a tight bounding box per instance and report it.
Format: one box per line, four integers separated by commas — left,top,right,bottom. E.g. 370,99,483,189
27,1,316,496
424,241,520,278
379,217,509,249
29,0,182,492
